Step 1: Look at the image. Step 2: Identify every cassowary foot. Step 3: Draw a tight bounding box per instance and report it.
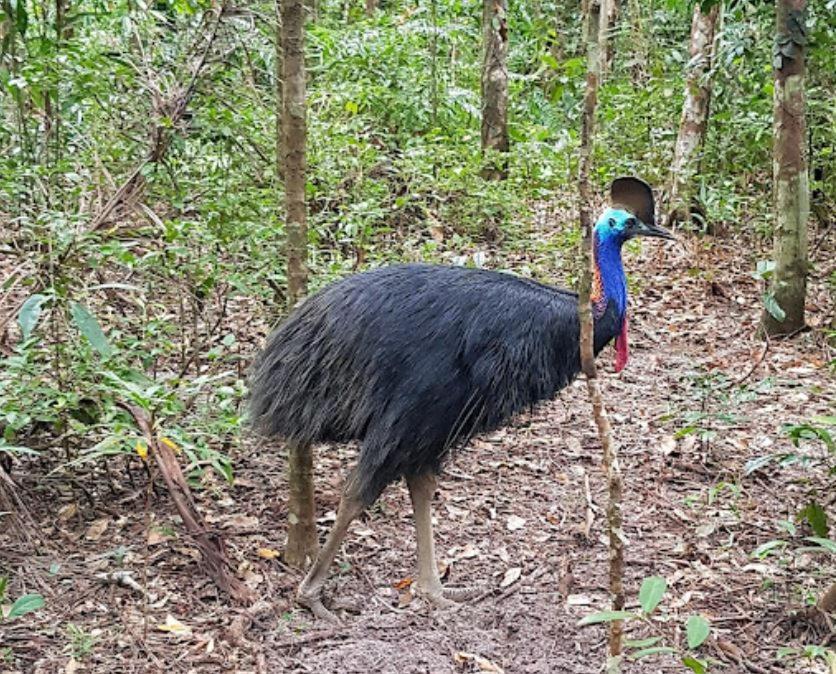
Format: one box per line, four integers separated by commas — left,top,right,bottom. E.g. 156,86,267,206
414,581,482,608
441,585,483,602
296,587,342,624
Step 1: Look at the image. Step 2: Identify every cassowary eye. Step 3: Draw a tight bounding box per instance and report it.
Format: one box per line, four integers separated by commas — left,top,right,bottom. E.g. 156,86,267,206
626,218,636,229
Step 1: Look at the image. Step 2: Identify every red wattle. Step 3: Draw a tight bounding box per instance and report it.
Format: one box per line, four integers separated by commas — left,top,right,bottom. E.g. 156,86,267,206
614,316,629,373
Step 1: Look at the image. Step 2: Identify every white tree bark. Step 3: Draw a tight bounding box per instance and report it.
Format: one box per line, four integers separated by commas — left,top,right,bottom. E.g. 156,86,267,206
666,2,721,226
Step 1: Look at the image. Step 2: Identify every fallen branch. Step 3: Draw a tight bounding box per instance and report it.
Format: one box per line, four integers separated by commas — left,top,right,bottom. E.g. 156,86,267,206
119,402,252,603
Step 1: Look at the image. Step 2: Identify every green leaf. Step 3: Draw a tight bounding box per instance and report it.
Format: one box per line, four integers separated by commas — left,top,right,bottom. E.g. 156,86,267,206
18,294,48,341
762,293,786,322
0,443,39,456
686,615,711,649
577,610,637,626
800,502,829,537
803,537,836,554
629,646,676,660
0,576,7,602
8,593,44,619
682,655,707,673
638,576,667,614
751,539,786,558
70,302,113,357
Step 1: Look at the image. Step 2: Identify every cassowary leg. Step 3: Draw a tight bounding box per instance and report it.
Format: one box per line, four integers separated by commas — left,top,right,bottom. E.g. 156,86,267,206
296,490,364,621
406,472,480,607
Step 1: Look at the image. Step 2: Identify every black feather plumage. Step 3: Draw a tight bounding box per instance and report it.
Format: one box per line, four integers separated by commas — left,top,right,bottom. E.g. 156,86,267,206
248,263,621,505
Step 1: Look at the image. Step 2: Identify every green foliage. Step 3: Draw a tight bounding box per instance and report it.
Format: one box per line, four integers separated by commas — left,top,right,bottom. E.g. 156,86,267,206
65,623,97,660
0,578,45,622
580,575,714,670
638,575,667,614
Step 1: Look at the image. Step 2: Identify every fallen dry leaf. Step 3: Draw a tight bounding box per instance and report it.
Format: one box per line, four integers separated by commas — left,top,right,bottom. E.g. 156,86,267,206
58,503,78,522
506,515,526,531
454,651,505,673
256,547,280,560
156,614,192,636
85,518,109,541
393,576,413,590
500,567,521,588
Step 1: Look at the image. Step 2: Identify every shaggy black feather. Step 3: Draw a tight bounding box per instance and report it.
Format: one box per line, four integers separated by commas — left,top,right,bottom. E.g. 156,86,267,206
249,264,621,505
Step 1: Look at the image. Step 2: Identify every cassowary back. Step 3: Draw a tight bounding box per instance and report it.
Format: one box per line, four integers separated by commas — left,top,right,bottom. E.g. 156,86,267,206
249,264,621,504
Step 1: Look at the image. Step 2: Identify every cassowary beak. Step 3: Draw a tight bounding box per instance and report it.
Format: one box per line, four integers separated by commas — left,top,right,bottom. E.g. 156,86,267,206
635,220,675,240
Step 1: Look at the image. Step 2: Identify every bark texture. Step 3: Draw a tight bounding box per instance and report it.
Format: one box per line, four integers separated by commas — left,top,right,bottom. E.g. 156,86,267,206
666,2,721,227
282,0,317,568
578,0,624,664
626,0,647,82
481,0,509,180
284,440,318,568
599,0,619,76
762,0,809,335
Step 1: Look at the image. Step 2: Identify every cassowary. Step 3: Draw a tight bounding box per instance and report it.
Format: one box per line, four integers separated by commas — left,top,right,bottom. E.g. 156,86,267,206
249,177,673,619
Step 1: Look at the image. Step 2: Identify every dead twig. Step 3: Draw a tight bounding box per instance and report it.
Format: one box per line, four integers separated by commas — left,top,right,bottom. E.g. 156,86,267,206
117,401,253,604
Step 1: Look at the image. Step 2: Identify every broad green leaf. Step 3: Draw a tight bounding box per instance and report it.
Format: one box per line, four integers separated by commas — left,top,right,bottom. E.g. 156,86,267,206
686,615,711,649
629,646,676,660
751,539,786,558
577,610,637,626
0,443,39,456
638,576,667,614
800,502,829,537
18,294,48,341
803,537,836,554
762,293,786,322
624,636,662,649
70,302,113,357
8,593,44,619
682,656,707,673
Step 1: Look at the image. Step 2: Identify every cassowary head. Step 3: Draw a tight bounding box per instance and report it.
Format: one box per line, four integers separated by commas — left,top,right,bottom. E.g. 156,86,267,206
594,177,675,246
591,177,674,372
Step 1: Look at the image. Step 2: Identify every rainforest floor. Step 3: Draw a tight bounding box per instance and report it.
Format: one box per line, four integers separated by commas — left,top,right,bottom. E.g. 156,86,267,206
1,213,835,674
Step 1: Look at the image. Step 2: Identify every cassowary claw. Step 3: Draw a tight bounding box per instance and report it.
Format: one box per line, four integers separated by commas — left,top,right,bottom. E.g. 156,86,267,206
441,585,483,602
297,589,342,624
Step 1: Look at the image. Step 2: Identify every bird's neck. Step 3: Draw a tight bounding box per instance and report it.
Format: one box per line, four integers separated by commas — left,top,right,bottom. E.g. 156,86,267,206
591,231,627,320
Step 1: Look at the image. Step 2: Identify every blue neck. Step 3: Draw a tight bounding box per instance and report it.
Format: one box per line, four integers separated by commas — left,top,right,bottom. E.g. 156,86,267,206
594,210,628,317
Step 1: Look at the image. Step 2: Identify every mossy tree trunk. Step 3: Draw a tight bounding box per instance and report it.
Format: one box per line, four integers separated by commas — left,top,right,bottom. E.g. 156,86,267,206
762,0,809,335
481,0,509,180
282,0,318,569
666,2,721,227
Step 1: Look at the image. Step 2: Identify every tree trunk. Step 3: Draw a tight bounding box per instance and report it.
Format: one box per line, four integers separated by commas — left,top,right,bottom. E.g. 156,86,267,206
578,0,624,664
481,0,509,180
274,0,283,183
626,0,647,83
365,0,377,16
666,2,721,227
762,0,809,335
282,0,317,568
599,0,618,76
285,440,318,568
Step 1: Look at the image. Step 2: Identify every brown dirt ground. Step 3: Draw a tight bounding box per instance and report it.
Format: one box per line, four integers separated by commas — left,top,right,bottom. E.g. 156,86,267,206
1,220,835,674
